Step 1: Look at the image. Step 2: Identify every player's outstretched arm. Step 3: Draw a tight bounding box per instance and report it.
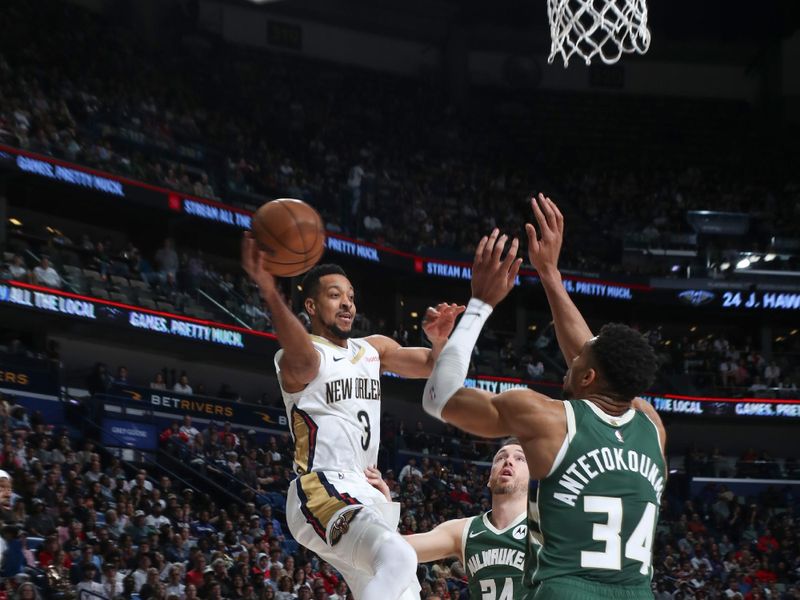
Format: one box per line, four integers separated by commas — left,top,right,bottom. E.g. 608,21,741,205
405,518,468,563
525,194,593,363
441,386,564,440
242,232,319,390
364,466,468,563
367,302,465,379
423,230,524,425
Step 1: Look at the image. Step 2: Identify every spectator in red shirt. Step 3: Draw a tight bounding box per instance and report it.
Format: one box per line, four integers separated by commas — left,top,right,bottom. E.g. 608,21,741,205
756,529,778,554
688,513,708,535
318,562,339,594
160,421,189,444
185,555,207,587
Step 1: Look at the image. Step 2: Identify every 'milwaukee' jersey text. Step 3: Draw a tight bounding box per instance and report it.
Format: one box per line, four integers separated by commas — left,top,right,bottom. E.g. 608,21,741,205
464,512,528,600
275,336,382,475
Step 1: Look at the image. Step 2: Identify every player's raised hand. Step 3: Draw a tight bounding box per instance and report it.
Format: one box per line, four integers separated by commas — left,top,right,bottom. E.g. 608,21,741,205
242,231,277,294
471,228,523,307
364,465,391,502
525,193,564,278
422,302,467,344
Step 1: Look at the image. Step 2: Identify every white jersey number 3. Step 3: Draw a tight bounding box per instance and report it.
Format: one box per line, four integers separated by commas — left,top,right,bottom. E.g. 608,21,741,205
580,496,656,576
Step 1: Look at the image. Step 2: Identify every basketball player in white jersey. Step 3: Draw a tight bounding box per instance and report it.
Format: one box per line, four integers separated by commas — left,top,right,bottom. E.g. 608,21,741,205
242,232,464,600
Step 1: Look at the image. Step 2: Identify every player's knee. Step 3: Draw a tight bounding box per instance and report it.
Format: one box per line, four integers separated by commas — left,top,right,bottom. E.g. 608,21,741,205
373,532,417,584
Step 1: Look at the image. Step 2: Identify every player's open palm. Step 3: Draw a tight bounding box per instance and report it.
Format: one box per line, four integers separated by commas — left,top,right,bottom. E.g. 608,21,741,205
242,231,277,293
471,228,523,308
422,303,466,344
526,193,564,277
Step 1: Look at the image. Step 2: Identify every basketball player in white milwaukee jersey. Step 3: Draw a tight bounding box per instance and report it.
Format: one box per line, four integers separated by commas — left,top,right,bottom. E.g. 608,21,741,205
242,232,464,600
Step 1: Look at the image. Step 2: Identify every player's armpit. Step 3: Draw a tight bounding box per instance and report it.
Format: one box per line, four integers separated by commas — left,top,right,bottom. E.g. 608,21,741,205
405,518,468,563
366,334,434,378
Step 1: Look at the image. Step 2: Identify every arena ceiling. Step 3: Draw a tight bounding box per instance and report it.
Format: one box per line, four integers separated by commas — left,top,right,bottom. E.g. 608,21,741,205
237,0,800,63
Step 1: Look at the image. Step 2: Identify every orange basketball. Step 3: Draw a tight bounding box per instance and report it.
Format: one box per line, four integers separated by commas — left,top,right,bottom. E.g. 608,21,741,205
251,198,326,277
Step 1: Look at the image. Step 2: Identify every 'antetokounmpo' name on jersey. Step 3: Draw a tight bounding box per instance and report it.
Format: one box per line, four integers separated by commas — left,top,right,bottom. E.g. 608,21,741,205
325,378,381,404
554,447,664,507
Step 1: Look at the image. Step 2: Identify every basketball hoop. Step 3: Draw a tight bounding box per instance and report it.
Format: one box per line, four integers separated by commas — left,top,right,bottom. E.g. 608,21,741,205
547,0,651,67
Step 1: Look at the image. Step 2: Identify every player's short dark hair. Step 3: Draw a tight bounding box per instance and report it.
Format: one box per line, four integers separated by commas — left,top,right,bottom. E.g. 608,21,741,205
588,323,658,403
300,264,347,300
500,437,522,448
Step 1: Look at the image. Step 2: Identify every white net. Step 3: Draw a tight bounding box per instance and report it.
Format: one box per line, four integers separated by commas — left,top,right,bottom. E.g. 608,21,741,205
547,0,651,66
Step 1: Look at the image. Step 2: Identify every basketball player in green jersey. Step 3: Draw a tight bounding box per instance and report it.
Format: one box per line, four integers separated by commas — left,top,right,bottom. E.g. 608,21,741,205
366,441,531,600
421,196,666,600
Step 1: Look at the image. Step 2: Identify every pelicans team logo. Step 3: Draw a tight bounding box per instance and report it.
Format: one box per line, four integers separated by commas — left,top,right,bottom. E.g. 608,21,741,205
329,508,362,546
615,430,624,444
678,290,715,307
512,525,527,540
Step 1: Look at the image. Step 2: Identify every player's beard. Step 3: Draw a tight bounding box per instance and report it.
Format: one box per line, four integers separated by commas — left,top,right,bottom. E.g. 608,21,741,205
324,319,352,340
489,479,526,496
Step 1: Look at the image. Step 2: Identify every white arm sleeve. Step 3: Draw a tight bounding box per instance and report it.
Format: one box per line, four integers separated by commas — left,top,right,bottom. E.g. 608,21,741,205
422,298,492,421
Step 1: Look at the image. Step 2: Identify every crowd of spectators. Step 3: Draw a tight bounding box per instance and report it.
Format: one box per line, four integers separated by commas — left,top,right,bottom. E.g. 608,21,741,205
2,0,799,282
1,4,800,598
683,446,800,481
642,325,800,397
1,227,273,330
0,387,796,599
653,473,800,599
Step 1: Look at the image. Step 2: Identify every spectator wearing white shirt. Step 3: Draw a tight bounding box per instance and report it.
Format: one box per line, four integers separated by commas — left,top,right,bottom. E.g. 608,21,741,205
173,374,193,395
155,238,179,282
719,359,735,387
6,255,27,280
764,361,781,387
151,372,167,390
398,457,422,483
76,564,104,598
165,565,186,599
33,257,61,289
101,564,125,599
180,415,200,440
146,504,171,529
347,163,365,219
131,555,151,593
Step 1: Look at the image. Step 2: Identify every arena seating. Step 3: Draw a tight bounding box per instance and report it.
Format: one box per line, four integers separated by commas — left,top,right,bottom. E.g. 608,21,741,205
0,396,797,598
2,0,798,279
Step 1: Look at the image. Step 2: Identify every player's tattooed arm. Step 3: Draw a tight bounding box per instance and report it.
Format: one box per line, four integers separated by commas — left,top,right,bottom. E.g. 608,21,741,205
526,194,593,363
